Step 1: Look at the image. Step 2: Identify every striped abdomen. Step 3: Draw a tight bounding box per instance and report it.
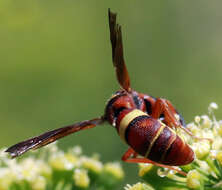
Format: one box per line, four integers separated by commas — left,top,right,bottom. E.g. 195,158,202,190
116,109,194,166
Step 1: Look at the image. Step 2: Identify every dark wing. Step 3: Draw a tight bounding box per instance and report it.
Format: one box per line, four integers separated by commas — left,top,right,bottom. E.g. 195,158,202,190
108,9,131,92
6,117,104,158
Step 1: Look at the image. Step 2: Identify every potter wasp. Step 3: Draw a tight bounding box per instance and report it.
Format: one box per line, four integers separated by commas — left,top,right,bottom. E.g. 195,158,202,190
6,9,207,176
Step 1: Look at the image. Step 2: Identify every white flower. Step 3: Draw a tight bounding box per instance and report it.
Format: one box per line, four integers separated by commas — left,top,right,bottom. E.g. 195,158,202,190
49,151,74,170
104,162,124,179
191,141,210,160
80,156,103,174
209,102,218,110
187,170,201,189
69,146,82,156
201,115,212,128
194,116,201,124
73,169,90,188
31,176,46,190
0,168,14,190
124,182,154,190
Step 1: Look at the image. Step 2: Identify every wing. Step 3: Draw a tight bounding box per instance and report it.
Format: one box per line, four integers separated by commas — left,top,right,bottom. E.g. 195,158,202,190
5,117,104,158
108,9,131,92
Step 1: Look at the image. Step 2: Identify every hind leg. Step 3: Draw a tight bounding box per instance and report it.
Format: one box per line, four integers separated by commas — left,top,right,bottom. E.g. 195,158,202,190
121,148,187,176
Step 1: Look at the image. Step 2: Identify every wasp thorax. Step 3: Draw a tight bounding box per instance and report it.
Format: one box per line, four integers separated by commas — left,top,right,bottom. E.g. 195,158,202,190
105,92,136,127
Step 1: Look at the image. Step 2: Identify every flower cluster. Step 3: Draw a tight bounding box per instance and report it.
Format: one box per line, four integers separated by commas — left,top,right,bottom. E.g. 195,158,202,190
125,103,222,190
0,143,124,190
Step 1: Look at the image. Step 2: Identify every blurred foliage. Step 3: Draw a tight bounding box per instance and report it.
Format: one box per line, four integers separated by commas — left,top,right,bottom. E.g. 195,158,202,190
1,0,222,185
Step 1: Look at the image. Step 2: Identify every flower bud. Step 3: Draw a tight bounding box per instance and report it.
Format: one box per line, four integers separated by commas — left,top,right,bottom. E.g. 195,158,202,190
31,176,46,190
81,157,103,174
138,164,153,177
49,151,74,170
186,170,202,189
20,157,40,181
187,123,199,135
212,137,222,150
0,168,13,190
209,102,218,111
124,182,154,190
194,116,201,124
73,169,90,188
68,146,82,156
38,161,52,178
65,153,79,166
192,141,210,160
104,162,124,180
201,115,212,129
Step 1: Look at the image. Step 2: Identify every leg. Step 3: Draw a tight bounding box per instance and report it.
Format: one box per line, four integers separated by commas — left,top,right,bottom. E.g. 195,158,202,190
121,147,138,161
151,98,212,142
151,98,180,128
121,148,187,176
179,125,213,143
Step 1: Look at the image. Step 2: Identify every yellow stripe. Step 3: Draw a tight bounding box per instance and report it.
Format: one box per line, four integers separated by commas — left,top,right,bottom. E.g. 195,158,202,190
160,132,176,162
119,109,147,143
145,123,166,158
167,126,176,135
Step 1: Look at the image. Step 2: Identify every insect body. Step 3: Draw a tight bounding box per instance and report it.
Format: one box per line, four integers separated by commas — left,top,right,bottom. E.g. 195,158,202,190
105,91,194,167
6,9,197,176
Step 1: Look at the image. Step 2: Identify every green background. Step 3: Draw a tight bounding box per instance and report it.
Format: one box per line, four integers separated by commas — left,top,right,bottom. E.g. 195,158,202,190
1,0,222,186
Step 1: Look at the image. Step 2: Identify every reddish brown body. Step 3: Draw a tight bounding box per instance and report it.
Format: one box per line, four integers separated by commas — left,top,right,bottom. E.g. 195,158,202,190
105,90,194,166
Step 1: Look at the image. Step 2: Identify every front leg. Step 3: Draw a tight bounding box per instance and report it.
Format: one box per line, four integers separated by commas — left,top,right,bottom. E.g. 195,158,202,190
121,148,187,176
151,98,212,142
151,98,180,128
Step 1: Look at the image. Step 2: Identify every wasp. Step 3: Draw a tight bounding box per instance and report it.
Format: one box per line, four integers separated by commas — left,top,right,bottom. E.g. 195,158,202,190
6,9,207,176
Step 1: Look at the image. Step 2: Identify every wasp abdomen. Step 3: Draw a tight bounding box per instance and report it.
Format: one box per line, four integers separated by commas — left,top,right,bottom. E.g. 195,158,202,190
116,109,194,166
162,136,194,166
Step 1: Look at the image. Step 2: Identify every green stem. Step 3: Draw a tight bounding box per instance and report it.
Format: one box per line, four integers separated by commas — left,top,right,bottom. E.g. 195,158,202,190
205,157,220,177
